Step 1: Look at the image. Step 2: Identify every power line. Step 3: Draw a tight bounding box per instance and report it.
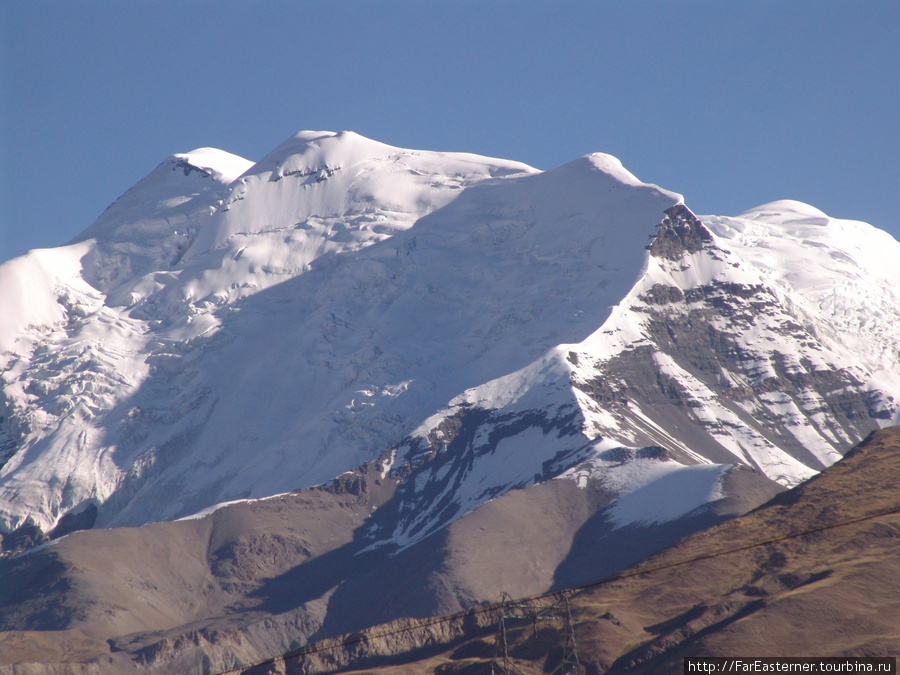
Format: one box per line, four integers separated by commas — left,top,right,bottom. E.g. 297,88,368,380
210,504,900,675
489,592,581,675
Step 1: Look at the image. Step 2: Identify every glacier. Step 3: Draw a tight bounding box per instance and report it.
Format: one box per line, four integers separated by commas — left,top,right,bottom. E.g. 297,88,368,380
1,129,898,547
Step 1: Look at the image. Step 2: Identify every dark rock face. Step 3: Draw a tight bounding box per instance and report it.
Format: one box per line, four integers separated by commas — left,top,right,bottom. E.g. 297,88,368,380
171,158,212,179
377,405,589,546
1,504,99,557
639,284,685,305
48,504,98,540
647,204,714,260
577,280,884,472
565,204,891,478
0,523,47,556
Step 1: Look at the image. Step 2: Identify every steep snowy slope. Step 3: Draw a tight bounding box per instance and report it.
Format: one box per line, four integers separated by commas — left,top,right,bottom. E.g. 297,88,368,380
0,131,537,533
1,130,898,549
0,148,253,535
362,202,900,550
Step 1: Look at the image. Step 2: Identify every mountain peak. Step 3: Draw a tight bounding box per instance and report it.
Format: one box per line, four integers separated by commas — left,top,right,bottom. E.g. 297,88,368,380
582,152,656,188
178,129,537,265
736,199,830,224
249,129,397,180
72,147,252,249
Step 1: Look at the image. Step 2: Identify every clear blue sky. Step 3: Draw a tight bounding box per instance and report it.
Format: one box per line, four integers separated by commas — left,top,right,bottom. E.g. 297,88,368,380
1,0,898,263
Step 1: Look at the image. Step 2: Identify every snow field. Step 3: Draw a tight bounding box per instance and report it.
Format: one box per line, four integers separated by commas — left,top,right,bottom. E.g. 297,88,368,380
1,132,898,542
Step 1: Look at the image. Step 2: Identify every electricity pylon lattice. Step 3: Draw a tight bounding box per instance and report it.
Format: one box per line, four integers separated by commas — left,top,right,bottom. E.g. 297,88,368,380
490,591,582,675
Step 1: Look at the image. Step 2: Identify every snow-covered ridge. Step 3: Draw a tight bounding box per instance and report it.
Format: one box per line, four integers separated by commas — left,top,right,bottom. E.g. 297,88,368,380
0,130,898,547
172,147,255,184
181,130,537,262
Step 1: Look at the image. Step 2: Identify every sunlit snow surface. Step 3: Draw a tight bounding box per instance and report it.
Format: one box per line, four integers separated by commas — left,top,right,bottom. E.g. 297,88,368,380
562,453,727,528
707,200,900,384
1,131,898,540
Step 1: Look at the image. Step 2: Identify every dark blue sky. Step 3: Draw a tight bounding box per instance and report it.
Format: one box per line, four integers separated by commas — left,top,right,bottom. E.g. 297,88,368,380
2,0,898,263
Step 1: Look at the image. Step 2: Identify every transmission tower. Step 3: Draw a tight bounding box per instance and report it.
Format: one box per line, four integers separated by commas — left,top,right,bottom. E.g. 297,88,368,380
490,591,582,675
491,592,521,675
550,593,581,675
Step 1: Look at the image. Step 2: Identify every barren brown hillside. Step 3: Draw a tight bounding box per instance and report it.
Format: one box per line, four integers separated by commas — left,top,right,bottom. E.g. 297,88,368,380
287,426,900,675
2,427,897,675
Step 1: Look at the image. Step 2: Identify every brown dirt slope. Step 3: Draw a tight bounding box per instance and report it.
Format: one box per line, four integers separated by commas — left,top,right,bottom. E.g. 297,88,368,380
1,422,890,674
300,426,900,675
0,446,781,674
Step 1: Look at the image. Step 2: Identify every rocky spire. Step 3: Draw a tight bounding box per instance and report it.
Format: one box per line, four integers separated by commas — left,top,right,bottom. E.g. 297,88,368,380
648,203,714,260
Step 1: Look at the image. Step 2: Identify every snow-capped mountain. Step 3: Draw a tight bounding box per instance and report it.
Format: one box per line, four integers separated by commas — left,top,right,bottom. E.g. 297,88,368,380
1,129,898,548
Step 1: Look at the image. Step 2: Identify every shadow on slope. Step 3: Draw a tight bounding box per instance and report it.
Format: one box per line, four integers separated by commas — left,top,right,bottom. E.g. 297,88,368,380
0,434,785,673
323,426,900,675
89,157,680,531
553,462,786,590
